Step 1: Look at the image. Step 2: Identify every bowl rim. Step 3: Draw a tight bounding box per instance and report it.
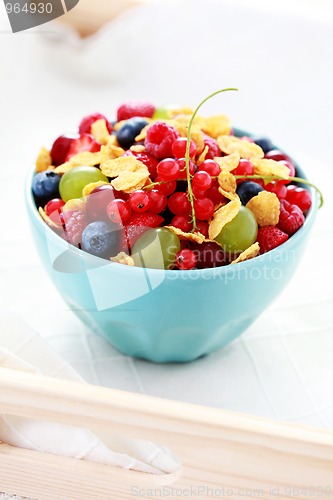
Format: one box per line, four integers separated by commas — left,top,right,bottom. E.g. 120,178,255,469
26,136,319,278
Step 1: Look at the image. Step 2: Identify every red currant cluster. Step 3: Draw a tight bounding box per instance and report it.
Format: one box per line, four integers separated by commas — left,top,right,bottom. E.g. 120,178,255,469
33,98,318,271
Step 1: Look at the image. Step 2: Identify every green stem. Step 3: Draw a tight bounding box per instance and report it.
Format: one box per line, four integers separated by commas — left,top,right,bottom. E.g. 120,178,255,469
143,181,164,190
233,174,324,208
185,88,238,231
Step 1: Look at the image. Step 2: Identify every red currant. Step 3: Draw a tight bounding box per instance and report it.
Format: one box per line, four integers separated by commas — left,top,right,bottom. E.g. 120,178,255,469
177,158,196,179
205,180,225,205
192,171,212,192
85,185,117,222
265,181,287,200
172,137,196,159
232,159,254,182
279,160,296,184
265,149,293,163
45,198,65,225
198,159,220,177
129,190,150,213
171,215,192,232
286,185,312,212
147,189,167,214
106,199,132,224
196,220,209,238
194,198,214,220
175,249,197,270
192,187,207,199
45,198,65,216
155,177,177,196
168,192,191,216
157,158,180,181
202,134,221,159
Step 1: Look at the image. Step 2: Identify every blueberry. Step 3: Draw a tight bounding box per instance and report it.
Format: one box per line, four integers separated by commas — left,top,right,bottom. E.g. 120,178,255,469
116,118,148,149
252,136,274,154
32,171,61,201
236,181,264,205
82,221,119,259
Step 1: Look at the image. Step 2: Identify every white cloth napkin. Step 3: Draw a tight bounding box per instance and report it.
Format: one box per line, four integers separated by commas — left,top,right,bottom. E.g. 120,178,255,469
0,308,179,474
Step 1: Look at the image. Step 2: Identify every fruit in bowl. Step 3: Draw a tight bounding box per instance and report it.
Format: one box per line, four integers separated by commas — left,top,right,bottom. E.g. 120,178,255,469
27,90,321,362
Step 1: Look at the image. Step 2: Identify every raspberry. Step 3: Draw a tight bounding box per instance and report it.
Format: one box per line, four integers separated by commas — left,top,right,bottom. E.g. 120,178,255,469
145,122,179,159
256,226,289,253
116,101,155,121
202,133,221,159
286,185,312,213
120,213,164,252
278,199,305,235
63,210,87,248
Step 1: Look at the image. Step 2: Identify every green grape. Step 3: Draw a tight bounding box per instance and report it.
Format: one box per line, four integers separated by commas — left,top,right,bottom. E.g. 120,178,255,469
152,104,180,120
215,206,258,254
132,228,181,270
59,166,108,202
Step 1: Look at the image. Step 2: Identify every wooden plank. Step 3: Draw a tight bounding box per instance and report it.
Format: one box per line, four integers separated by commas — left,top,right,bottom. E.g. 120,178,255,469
0,368,333,499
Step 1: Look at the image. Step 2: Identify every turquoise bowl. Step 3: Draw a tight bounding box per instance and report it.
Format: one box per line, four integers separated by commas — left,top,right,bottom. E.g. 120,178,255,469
26,152,318,363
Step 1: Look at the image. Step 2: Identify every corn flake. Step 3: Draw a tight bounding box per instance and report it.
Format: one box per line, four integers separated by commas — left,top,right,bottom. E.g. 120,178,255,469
130,144,145,153
113,120,126,132
231,242,260,264
196,145,209,166
250,157,290,180
63,198,86,212
217,136,264,159
82,181,109,198
36,147,52,172
111,252,135,266
135,125,150,142
165,226,206,244
106,135,120,147
100,156,144,178
165,106,194,119
208,199,241,240
91,119,111,145
54,162,74,174
111,167,149,193
54,151,103,174
201,115,231,138
218,171,237,194
246,191,280,226
214,153,240,172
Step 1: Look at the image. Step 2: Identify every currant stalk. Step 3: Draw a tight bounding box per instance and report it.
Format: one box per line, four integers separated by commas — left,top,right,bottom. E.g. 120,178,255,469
184,88,238,232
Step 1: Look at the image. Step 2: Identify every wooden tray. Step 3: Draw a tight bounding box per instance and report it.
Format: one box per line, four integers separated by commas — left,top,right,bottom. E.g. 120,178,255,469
0,367,333,499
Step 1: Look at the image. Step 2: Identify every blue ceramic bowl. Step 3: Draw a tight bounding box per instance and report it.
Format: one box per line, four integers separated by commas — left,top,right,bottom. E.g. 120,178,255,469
26,151,318,363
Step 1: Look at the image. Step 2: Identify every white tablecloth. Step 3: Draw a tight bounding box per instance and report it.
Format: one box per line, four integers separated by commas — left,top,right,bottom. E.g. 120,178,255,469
0,0,333,496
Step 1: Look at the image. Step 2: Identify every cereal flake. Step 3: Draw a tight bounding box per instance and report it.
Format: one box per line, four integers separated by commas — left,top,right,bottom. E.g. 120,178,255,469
231,242,260,264
246,191,280,226
208,199,241,240
91,119,111,145
36,147,52,173
217,136,264,159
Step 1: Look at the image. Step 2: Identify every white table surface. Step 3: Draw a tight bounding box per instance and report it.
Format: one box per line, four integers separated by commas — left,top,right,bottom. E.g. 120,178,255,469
0,0,333,497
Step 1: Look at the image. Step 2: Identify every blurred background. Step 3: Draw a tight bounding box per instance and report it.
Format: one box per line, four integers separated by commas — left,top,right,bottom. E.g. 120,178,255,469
0,0,333,430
